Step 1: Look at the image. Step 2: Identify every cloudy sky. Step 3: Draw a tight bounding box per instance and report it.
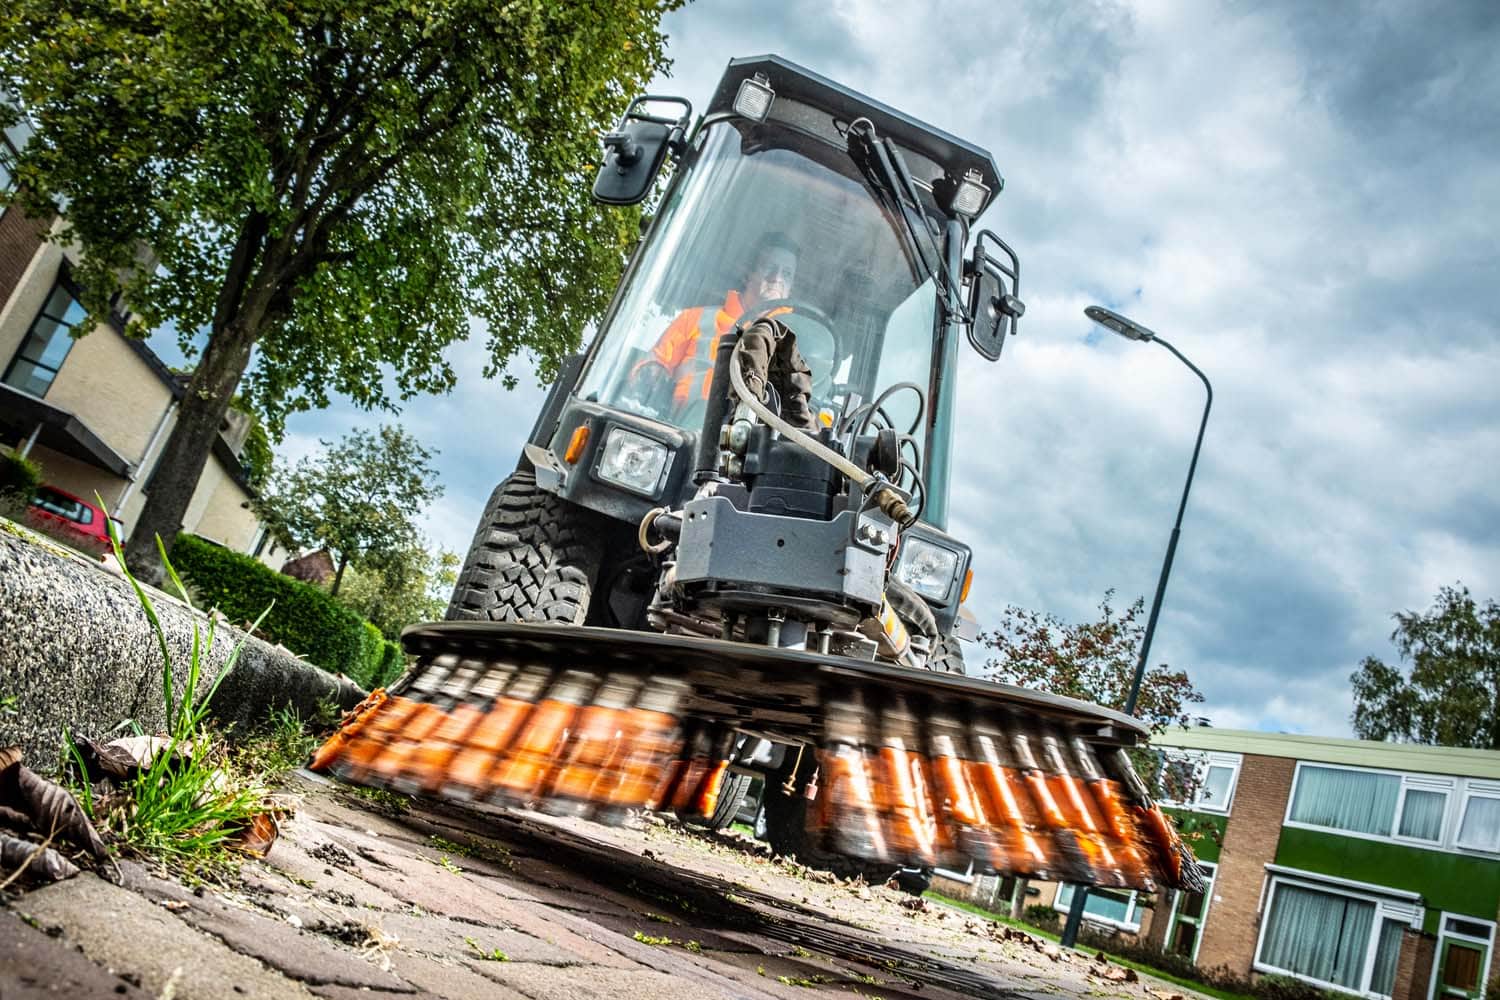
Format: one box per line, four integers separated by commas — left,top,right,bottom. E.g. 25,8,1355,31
206,0,1500,738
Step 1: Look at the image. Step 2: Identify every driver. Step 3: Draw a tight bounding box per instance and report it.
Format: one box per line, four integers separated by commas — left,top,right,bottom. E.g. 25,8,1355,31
634,231,799,411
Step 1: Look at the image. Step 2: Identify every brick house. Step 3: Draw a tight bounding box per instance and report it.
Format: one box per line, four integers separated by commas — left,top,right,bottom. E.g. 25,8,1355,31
1001,730,1498,1000
0,116,282,564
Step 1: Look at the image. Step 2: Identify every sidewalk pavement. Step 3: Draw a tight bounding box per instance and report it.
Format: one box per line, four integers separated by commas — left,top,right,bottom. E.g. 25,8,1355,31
2,770,1213,1000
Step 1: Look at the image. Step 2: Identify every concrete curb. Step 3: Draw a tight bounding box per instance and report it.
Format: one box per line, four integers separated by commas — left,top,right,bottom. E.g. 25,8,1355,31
0,522,366,769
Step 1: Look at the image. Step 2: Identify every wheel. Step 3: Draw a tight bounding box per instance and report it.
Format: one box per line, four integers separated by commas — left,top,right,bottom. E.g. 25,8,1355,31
928,632,966,675
761,753,904,887
447,471,603,624
893,868,933,896
687,771,755,831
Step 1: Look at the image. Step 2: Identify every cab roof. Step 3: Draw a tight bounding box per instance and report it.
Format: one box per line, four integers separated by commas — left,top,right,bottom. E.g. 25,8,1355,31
707,55,1003,217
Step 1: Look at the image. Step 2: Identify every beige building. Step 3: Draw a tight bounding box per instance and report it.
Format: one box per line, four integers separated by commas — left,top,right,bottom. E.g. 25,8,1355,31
0,171,280,564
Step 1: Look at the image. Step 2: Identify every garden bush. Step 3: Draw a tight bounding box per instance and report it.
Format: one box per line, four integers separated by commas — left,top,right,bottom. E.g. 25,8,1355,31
1023,903,1061,933
0,450,42,519
171,533,399,687
1080,933,1338,1000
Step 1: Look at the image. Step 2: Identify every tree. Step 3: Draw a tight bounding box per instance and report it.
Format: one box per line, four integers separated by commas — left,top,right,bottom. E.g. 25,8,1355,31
0,0,678,582
337,543,460,641
980,591,1207,737
1351,584,1500,749
253,425,442,595
980,591,1207,916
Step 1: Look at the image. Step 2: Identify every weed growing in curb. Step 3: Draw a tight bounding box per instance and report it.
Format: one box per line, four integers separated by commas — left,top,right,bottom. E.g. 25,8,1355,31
83,513,279,872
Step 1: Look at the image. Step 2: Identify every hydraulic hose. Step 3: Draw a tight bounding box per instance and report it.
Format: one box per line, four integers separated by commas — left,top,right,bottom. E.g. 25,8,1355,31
728,333,914,525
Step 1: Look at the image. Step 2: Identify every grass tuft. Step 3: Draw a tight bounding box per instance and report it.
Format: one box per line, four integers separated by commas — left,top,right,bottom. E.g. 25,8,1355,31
81,508,284,874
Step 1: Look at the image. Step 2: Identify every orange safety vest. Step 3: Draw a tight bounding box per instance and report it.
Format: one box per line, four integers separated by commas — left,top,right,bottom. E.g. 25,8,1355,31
646,290,792,406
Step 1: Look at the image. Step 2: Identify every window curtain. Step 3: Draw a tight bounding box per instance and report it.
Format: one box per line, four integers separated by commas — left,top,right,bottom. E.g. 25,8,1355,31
1459,795,1500,851
1398,789,1446,841
1289,766,1400,835
1369,919,1406,997
1260,883,1375,990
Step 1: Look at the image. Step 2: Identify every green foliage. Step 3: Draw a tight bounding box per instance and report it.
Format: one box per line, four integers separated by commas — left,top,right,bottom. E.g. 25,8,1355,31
99,515,273,867
233,707,321,780
251,425,443,595
0,450,42,519
171,532,399,687
1,0,679,581
1023,903,1061,932
232,397,275,491
337,542,459,641
981,591,1207,736
1352,584,1500,749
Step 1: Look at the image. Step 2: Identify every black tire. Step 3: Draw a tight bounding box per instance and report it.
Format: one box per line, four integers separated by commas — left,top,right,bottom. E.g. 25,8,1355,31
762,754,904,887
894,868,933,896
929,632,966,675
689,771,755,830
447,471,603,624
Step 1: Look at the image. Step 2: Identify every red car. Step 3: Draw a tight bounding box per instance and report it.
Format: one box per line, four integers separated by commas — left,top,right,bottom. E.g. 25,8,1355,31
25,484,119,560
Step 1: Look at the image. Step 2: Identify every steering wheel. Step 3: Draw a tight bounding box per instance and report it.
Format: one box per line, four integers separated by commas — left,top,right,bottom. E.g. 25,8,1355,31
745,297,837,335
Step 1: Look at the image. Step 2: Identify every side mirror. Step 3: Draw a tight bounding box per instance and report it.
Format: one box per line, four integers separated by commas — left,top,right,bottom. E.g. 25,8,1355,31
592,96,693,207
966,230,1024,361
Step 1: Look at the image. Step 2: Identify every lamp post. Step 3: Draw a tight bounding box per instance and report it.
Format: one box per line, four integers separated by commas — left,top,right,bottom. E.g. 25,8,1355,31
1058,305,1213,950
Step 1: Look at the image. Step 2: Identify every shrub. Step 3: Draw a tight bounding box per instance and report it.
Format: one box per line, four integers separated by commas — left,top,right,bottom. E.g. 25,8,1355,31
374,641,406,688
171,533,399,686
0,450,42,519
1082,934,1338,1000
1023,903,1061,933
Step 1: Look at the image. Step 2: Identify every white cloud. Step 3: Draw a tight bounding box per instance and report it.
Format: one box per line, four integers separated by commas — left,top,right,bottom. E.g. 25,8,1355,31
251,0,1497,741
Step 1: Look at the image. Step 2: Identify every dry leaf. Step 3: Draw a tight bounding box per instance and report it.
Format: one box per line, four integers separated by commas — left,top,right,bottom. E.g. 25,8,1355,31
0,763,107,859
0,747,21,770
1095,964,1138,983
0,831,80,885
76,737,143,782
104,736,179,769
233,813,279,858
0,805,30,830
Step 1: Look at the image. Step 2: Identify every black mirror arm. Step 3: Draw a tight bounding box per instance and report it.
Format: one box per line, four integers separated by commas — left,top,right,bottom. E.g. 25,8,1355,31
602,131,642,168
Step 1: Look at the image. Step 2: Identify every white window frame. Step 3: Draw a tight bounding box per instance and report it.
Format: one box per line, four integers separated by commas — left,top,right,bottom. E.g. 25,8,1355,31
1164,860,1218,964
1280,761,1499,855
1455,784,1500,856
1053,883,1141,932
1393,778,1452,846
1159,750,1242,816
1253,870,1421,999
1427,911,1496,1000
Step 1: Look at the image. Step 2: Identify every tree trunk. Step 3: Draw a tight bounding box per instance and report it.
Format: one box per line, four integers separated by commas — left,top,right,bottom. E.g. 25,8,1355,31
123,323,257,584
331,553,349,596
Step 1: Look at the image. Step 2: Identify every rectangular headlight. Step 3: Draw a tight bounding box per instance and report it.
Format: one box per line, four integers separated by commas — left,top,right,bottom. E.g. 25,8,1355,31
895,537,961,601
595,426,670,497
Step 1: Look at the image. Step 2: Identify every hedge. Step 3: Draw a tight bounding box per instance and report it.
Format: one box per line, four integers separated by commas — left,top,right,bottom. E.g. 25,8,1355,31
172,533,402,688
0,451,42,519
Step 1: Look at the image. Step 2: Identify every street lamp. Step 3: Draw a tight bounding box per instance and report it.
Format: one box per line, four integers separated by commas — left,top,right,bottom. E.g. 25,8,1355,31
1059,305,1213,950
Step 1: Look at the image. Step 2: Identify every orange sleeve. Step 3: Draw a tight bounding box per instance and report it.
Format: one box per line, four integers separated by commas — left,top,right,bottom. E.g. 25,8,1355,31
650,308,703,372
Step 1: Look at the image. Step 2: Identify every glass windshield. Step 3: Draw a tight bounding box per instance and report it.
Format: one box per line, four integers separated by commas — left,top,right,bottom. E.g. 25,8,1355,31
579,120,944,498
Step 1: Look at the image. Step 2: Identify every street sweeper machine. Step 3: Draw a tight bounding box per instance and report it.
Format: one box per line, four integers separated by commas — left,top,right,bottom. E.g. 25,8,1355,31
312,55,1203,898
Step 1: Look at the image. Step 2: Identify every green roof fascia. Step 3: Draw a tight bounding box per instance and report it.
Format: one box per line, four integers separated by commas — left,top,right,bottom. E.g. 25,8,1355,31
1152,727,1500,781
